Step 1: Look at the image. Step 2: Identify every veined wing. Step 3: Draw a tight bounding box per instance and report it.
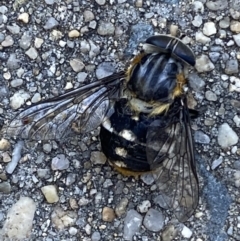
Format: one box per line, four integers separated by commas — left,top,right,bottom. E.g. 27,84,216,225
146,97,198,222
3,71,125,140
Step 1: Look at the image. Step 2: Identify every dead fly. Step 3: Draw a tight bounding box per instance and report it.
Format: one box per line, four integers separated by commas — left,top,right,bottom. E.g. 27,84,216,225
2,35,198,222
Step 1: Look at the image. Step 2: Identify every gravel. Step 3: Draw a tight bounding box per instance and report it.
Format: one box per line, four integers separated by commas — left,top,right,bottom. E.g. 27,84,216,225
0,0,240,240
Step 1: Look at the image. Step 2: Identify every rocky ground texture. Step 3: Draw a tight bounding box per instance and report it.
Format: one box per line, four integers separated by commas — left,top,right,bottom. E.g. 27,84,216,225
0,0,240,240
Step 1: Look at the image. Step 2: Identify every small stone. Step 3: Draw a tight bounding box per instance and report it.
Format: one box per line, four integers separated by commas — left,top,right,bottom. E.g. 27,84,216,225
51,207,77,230
206,1,228,10
19,33,32,49
51,154,69,170
219,17,230,29
161,224,178,241
1,197,36,240
141,173,155,185
102,207,115,222
137,200,151,213
209,52,220,63
194,131,210,144
45,0,55,4
10,90,30,110
91,231,101,241
192,1,204,13
34,37,44,48
97,22,115,35
234,115,240,127
181,225,193,238
195,32,211,44
192,15,202,27
83,10,94,22
7,53,20,69
0,182,11,193
123,210,143,240
41,185,59,203
1,152,11,162
225,59,238,74
7,24,20,34
203,22,217,36
77,72,88,83
205,90,217,101
70,58,85,72
115,198,129,217
188,73,205,91
69,227,78,235
231,21,240,33
44,17,59,30
25,47,38,59
1,35,14,47
233,34,240,47
96,62,115,79
11,78,23,87
211,156,224,170
143,208,164,232
90,151,107,165
218,123,238,148
0,6,8,14
18,12,29,23
31,93,41,103
195,55,215,73
68,30,80,38
95,0,106,5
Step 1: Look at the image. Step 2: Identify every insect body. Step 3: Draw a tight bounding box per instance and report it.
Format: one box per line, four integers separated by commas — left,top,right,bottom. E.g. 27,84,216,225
3,35,198,222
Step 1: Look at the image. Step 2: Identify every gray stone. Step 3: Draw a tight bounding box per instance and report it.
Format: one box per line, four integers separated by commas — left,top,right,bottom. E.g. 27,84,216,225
143,208,164,232
225,59,238,74
44,17,59,30
218,123,238,148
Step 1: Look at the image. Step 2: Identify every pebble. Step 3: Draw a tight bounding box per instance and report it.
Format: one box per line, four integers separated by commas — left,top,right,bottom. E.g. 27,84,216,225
194,131,210,144
68,30,80,38
0,5,8,14
1,197,36,240
0,138,10,151
219,17,230,29
96,62,115,79
77,72,88,83
218,123,238,148
10,90,30,110
95,0,106,5
51,154,70,170
19,33,32,49
7,24,20,34
35,37,44,48
1,152,11,162
205,90,217,101
188,72,205,91
192,15,202,27
44,17,59,30
225,59,239,74
97,22,115,35
45,0,55,4
143,208,164,232
230,21,240,33
0,182,11,193
91,231,101,241
233,33,240,47
209,52,220,63
67,227,77,236
181,225,193,238
140,172,155,185
18,12,29,23
195,32,211,44
161,224,178,241
70,58,85,72
31,93,41,103
1,35,14,47
123,209,143,240
102,207,115,222
51,207,77,230
229,76,240,92
10,78,23,88
211,156,224,170
192,1,204,13
195,55,215,72
137,200,151,213
234,115,240,127
115,197,129,217
206,0,228,10
83,10,94,22
25,47,38,59
90,151,107,165
203,22,217,36
41,185,59,203
6,140,24,174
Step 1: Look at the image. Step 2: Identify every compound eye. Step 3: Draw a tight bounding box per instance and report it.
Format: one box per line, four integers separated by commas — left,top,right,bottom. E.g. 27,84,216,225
146,35,196,66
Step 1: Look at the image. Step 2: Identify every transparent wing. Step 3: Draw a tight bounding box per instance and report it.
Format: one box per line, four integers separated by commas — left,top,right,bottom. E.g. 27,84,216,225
146,98,198,222
2,71,125,140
